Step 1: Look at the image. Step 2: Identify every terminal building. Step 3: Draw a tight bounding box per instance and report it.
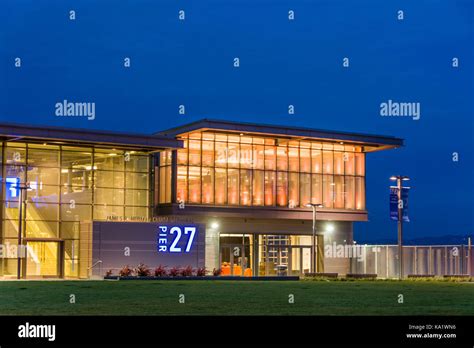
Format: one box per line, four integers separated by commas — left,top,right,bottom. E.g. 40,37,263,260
0,119,403,279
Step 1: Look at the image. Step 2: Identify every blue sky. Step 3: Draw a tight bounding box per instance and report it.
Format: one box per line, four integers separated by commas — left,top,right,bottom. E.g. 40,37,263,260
1,0,473,241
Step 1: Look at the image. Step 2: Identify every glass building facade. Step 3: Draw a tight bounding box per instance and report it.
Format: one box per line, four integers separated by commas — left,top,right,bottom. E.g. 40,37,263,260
0,142,152,278
158,131,366,210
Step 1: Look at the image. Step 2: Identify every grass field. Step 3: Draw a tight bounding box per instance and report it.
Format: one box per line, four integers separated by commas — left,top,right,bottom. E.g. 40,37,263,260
0,280,473,316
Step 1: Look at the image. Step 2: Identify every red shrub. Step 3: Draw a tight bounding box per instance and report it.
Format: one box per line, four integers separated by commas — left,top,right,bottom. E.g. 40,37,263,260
154,265,168,277
169,267,180,277
135,263,151,277
181,266,194,277
196,267,207,277
119,265,134,277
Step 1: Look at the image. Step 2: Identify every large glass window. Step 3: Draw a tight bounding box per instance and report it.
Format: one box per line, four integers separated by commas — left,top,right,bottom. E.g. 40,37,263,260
1,142,152,278
163,132,366,211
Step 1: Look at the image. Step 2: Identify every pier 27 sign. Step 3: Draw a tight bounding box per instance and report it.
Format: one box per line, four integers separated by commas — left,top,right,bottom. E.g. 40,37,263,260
157,225,198,254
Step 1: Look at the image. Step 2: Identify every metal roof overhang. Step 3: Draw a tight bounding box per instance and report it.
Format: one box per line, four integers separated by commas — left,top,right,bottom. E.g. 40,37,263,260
157,119,404,152
0,122,182,152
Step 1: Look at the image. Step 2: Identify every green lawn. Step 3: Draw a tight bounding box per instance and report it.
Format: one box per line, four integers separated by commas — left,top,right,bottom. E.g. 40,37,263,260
0,280,473,315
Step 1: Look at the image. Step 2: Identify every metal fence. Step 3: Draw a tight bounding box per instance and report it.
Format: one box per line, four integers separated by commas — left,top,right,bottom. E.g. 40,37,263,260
349,245,473,278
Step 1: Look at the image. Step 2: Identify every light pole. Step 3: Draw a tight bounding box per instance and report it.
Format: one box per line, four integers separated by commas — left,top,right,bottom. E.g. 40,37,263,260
16,182,30,280
390,175,410,280
306,203,323,274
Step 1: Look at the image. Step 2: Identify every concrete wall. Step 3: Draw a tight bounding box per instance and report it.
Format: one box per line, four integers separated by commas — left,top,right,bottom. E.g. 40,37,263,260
92,221,206,277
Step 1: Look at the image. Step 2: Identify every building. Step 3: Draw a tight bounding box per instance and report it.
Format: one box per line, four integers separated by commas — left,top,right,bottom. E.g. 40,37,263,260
0,119,403,279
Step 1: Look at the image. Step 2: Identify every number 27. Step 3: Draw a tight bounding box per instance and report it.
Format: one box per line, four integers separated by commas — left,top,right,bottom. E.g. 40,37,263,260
169,227,196,253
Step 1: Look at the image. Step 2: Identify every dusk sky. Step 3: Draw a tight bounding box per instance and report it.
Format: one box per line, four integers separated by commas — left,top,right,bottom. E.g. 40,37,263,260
1,0,473,241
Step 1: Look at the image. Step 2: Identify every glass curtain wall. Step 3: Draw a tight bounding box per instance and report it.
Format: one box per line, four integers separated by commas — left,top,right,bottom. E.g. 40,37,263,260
0,142,152,278
168,132,366,210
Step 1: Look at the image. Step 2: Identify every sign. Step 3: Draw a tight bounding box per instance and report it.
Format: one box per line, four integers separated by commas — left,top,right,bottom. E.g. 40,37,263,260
157,225,198,254
5,177,20,199
390,187,409,222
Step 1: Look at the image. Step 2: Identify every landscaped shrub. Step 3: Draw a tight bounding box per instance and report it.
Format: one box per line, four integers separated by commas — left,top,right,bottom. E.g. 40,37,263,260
135,263,151,277
154,265,168,277
105,269,113,277
169,267,180,277
212,268,222,277
196,267,207,277
119,265,134,277
181,265,194,277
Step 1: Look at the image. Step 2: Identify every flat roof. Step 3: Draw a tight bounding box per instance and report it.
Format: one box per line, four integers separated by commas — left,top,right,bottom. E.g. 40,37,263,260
0,122,182,151
156,119,404,151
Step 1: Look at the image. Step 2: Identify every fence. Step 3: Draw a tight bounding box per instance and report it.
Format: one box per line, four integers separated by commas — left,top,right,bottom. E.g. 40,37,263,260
349,245,473,278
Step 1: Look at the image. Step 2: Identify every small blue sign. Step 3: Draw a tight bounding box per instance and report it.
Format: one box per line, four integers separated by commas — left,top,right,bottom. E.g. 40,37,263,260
157,225,198,254
5,177,20,200
390,187,409,222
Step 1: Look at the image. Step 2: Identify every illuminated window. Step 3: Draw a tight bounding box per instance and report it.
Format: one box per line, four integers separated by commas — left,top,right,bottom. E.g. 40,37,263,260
252,170,264,205
202,167,214,204
202,141,214,167
177,166,188,203
311,174,322,205
240,169,252,205
188,166,201,203
299,173,310,208
264,146,276,170
355,153,365,176
311,148,322,173
228,169,239,205
164,132,366,211
264,171,275,206
355,176,365,210
276,172,288,207
334,151,344,175
215,168,227,204
323,150,333,174
322,174,334,208
345,176,355,209
288,146,299,172
334,175,344,208
276,145,288,171
253,144,264,170
289,172,299,207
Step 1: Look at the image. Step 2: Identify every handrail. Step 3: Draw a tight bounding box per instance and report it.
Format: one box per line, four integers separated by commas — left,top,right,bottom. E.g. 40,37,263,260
88,260,102,270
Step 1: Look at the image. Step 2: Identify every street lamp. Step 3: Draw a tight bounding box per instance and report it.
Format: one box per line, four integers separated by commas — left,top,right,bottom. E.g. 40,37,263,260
305,203,323,274
390,175,410,280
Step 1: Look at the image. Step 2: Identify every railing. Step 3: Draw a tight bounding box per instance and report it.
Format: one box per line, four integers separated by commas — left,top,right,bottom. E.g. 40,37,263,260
349,245,473,278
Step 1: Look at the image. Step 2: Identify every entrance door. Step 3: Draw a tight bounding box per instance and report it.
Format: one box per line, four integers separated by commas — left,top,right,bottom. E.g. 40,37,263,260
25,241,63,278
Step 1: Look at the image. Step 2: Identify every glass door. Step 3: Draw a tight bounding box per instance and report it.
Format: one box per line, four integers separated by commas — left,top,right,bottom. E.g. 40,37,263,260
25,241,63,278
